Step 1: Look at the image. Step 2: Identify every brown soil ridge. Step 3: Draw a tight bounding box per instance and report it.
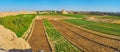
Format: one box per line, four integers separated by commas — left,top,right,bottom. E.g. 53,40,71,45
28,19,52,52
50,20,118,52
64,20,120,40
61,21,120,50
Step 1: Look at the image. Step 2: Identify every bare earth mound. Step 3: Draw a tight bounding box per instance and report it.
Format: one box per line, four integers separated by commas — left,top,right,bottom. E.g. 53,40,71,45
0,25,31,51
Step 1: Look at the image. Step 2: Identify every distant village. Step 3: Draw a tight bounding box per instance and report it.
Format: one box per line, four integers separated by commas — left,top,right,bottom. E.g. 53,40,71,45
0,10,120,17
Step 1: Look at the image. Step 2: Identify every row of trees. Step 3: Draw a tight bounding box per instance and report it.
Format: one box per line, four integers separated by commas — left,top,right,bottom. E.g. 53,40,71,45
75,11,120,16
36,10,120,16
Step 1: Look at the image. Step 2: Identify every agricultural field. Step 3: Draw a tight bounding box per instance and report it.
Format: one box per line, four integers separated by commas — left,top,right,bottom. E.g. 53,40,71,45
1,0,120,52
0,14,35,37
50,20,120,52
64,19,120,36
62,14,87,18
63,14,120,36
44,19,80,52
1,14,120,52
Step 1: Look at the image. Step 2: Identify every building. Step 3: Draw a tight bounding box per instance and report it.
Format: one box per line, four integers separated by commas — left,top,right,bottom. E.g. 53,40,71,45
61,10,68,14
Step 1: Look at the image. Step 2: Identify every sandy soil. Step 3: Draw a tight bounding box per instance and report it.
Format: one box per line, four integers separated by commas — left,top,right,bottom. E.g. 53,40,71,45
0,11,36,17
85,16,120,24
0,25,31,51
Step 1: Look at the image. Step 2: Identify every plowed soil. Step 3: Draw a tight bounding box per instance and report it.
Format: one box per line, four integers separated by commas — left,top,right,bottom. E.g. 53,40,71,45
28,19,52,52
61,21,120,50
50,20,119,52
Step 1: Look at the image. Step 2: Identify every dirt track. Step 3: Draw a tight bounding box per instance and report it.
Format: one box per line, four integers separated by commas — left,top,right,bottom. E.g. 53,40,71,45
28,19,52,52
50,20,119,52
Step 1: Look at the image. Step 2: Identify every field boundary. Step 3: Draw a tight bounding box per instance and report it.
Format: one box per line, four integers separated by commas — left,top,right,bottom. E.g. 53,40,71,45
22,18,35,40
26,19,35,41
43,19,53,52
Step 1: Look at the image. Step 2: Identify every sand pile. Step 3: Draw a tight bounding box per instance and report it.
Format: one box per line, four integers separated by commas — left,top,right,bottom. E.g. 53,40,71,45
61,10,68,14
111,20,120,24
85,16,120,24
0,11,37,17
84,16,112,23
0,25,31,51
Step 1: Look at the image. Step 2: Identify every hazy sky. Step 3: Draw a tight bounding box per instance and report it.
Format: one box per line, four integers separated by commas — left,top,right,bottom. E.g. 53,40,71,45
0,0,119,12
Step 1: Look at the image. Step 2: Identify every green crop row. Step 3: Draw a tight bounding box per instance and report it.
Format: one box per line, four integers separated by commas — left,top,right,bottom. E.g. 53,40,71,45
64,19,120,36
37,14,87,18
62,14,86,18
0,14,35,37
44,19,80,52
62,14,120,29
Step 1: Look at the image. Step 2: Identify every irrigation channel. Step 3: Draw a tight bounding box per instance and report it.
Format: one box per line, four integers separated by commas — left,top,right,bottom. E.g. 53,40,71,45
28,19,52,52
50,20,120,52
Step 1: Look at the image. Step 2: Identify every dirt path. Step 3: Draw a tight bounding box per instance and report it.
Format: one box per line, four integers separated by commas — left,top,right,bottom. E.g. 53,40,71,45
50,20,118,52
28,19,52,52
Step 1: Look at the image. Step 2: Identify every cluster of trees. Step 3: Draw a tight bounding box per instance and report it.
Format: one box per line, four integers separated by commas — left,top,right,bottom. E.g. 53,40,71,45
36,10,120,16
69,11,120,16
36,10,60,14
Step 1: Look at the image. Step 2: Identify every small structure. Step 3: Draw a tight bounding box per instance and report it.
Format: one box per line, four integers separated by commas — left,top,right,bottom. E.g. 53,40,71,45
61,10,68,14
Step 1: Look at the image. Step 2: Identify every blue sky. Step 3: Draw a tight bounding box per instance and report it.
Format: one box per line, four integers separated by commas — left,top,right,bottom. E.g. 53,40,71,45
0,0,120,12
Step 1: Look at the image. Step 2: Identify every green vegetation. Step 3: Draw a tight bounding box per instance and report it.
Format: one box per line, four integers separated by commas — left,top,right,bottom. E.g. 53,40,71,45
62,14,86,18
64,19,120,36
0,14,35,37
37,13,61,16
37,14,87,18
44,19,80,52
